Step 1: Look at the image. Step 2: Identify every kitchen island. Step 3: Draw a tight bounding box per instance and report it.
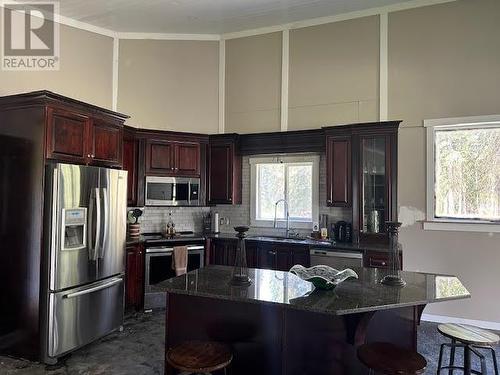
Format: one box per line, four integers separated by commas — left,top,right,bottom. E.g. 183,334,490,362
160,265,469,375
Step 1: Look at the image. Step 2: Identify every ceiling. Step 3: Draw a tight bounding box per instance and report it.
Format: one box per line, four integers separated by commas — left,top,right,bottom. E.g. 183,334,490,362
28,0,415,35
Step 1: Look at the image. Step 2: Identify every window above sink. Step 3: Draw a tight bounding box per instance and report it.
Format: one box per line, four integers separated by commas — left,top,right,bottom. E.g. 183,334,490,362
249,154,319,229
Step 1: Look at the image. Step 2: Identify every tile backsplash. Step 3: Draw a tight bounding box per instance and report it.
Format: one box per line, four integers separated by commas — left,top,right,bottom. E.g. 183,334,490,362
129,153,352,236
212,154,351,235
129,206,210,234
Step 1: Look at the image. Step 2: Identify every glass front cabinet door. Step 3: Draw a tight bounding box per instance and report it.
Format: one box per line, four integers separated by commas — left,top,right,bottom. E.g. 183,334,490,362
353,123,399,243
361,136,388,235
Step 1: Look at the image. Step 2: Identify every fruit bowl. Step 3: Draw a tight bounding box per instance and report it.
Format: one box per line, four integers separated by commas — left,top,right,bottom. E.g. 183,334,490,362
289,264,358,290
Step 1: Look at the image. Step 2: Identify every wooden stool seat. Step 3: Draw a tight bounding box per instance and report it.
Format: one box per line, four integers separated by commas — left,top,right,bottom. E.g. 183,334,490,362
438,323,500,346
166,341,232,373
357,342,427,375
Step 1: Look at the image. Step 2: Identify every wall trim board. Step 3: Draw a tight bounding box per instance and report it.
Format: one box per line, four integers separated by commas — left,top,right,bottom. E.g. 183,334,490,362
112,38,119,111
421,313,500,331
219,39,226,134
280,29,289,132
379,12,388,121
221,0,458,40
116,32,221,41
45,12,116,38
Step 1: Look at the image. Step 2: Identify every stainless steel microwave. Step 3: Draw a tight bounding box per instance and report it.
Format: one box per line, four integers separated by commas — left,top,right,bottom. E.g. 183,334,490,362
145,176,200,206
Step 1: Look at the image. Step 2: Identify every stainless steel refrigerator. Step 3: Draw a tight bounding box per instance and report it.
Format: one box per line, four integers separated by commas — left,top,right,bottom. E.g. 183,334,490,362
42,163,127,362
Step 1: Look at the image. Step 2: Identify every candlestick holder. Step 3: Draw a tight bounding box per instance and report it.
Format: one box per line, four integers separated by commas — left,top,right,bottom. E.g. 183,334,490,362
230,226,252,287
381,221,406,287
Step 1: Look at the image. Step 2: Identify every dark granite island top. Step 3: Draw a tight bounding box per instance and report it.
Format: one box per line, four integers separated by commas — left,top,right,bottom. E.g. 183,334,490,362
158,265,469,316
162,266,469,375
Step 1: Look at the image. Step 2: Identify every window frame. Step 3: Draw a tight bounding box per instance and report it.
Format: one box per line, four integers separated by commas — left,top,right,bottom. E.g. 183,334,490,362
424,114,500,233
249,154,320,229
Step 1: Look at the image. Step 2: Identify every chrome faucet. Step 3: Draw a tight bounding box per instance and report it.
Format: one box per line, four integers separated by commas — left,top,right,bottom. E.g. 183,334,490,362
273,199,290,237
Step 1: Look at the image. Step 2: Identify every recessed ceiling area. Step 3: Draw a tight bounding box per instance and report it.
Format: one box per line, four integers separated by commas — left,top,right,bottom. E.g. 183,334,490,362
45,0,415,34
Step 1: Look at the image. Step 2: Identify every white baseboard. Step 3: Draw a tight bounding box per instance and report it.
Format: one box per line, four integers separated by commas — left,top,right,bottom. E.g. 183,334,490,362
421,313,500,332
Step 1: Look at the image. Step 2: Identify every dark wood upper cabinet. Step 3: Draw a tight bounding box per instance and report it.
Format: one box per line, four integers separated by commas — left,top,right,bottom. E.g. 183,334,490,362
46,107,89,163
326,135,351,207
146,139,175,175
145,138,201,177
175,142,200,176
324,121,400,244
123,127,139,206
208,134,241,205
42,93,128,168
90,120,122,167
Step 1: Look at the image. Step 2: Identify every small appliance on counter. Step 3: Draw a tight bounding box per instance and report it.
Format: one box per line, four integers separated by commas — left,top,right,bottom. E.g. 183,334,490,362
202,212,212,234
333,221,352,243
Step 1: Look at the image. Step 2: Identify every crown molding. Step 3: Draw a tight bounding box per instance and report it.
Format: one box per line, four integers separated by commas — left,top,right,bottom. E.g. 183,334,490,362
116,32,221,41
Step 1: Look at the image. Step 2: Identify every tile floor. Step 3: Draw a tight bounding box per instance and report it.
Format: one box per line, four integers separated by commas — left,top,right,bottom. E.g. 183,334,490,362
0,311,498,374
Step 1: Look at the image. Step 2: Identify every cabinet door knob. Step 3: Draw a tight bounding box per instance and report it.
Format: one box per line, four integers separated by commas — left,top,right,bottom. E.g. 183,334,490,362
327,199,332,203
171,167,174,171
91,154,95,158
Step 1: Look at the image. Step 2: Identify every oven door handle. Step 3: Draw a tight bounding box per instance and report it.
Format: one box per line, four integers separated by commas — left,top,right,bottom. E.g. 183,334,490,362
145,245,205,254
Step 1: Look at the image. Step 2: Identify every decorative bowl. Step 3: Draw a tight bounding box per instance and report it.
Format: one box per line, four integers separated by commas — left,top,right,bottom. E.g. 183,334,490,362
289,264,358,290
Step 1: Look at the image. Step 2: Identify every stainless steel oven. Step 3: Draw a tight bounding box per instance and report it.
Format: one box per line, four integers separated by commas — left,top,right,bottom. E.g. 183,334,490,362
144,243,204,310
145,176,200,206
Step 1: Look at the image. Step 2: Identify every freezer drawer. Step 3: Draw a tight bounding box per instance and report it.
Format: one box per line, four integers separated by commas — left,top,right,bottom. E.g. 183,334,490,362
47,276,124,358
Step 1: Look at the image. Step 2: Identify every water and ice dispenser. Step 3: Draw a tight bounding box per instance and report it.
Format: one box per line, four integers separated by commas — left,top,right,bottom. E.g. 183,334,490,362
61,208,87,250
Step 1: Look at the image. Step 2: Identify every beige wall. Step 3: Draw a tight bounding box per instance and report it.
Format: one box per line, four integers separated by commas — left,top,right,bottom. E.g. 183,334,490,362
118,40,219,133
289,16,379,130
225,32,282,134
0,23,113,109
390,0,500,322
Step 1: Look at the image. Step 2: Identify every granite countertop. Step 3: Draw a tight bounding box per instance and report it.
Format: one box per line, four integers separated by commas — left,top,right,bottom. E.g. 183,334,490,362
156,265,470,316
129,231,392,252
209,232,392,252
126,235,144,245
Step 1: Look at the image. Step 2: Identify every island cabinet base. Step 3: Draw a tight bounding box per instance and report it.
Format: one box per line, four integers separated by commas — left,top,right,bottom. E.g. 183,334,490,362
165,293,424,375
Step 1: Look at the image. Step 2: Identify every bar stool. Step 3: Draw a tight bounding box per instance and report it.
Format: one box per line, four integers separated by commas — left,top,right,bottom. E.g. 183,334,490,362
357,342,427,374
165,341,232,375
437,323,499,375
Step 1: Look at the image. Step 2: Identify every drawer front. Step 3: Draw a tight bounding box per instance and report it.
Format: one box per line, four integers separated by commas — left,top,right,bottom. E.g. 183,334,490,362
367,256,388,268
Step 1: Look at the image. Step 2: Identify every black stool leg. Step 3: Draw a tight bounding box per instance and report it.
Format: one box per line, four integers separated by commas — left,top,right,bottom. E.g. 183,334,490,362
470,346,487,375
464,345,472,375
449,339,456,375
438,343,445,374
490,347,499,375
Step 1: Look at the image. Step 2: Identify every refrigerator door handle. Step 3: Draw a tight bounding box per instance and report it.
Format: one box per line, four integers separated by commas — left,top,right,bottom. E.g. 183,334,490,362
63,277,122,299
88,188,101,261
99,187,109,259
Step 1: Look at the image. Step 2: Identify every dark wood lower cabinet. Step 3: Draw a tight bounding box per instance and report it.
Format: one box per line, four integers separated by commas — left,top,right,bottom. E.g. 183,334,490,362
126,243,144,311
209,239,310,271
364,250,402,270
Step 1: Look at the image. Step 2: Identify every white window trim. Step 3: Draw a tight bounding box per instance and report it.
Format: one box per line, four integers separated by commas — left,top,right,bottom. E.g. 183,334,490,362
424,114,500,233
249,154,320,229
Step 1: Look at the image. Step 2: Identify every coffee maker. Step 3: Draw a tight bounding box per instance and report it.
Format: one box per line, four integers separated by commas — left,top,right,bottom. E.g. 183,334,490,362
333,221,352,243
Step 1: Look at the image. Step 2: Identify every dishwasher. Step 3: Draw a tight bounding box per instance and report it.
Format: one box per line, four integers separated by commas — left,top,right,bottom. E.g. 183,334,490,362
310,248,363,269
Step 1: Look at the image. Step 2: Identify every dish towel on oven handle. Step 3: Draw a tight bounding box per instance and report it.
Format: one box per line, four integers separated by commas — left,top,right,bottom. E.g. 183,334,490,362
172,246,188,276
